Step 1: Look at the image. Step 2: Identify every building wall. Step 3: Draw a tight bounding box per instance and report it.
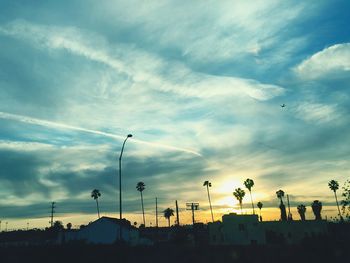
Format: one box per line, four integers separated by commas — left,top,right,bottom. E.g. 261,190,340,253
208,213,328,246
209,213,265,245
262,220,328,244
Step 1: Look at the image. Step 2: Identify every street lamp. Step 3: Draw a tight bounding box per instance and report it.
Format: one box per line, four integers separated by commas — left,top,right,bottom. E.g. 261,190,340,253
118,134,132,241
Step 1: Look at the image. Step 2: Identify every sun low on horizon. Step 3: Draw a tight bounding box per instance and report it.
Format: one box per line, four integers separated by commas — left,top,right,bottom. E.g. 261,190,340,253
0,0,349,230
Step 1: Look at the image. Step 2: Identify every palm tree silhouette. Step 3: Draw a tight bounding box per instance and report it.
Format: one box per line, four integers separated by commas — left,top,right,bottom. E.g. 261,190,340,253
297,204,306,221
203,181,214,222
276,189,284,202
136,182,146,226
233,188,245,214
244,178,255,214
328,180,343,221
163,208,174,227
257,201,263,221
91,189,101,219
311,200,322,220
276,189,287,221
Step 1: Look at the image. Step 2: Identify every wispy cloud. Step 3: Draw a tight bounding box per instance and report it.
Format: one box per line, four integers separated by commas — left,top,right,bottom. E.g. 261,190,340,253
295,43,350,79
293,103,341,124
0,111,201,156
0,19,285,101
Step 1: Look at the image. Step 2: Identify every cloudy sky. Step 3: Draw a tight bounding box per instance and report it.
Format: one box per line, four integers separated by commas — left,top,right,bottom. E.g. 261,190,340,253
0,0,349,229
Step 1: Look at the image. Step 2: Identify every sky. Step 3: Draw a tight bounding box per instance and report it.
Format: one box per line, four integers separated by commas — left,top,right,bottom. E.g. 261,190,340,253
0,0,349,230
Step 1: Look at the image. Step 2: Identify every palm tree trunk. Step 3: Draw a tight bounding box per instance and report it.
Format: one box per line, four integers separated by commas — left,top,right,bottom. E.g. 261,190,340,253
249,190,255,214
240,202,243,214
207,185,214,222
168,218,170,227
259,209,262,221
141,191,145,226
96,199,100,219
334,191,343,220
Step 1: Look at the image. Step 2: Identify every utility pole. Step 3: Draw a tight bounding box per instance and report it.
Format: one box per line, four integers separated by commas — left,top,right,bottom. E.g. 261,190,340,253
287,195,293,221
50,202,56,227
155,197,158,228
186,203,199,225
175,200,180,226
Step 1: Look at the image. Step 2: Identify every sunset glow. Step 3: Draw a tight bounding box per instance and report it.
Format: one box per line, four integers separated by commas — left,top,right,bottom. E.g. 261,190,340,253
0,0,349,230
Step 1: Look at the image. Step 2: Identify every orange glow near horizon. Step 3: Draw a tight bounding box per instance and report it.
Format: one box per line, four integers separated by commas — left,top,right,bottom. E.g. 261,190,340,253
2,205,342,231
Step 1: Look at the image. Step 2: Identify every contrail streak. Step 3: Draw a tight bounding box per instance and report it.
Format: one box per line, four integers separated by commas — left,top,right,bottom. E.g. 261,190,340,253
0,111,202,156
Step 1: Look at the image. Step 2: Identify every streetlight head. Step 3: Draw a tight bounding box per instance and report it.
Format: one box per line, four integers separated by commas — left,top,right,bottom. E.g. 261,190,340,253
127,134,133,138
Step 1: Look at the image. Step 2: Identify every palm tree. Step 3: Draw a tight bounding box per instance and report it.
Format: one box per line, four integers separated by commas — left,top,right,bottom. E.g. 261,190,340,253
163,208,174,227
244,178,255,214
311,200,322,220
233,188,245,214
136,182,146,226
328,180,343,221
276,189,287,221
297,204,306,221
341,179,350,220
91,189,101,219
257,201,263,221
276,189,285,202
203,180,214,222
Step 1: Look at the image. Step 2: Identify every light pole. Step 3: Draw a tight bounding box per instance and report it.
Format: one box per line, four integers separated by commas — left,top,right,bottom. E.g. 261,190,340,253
118,134,132,241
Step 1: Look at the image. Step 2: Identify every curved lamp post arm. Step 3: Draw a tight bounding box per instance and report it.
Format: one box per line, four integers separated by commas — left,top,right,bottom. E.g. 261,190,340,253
119,135,132,161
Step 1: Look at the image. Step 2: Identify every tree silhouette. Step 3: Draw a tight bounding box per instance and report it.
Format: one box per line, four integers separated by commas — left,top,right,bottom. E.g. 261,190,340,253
163,208,174,227
52,221,64,231
257,201,263,221
341,179,350,220
297,204,306,221
136,182,146,226
244,178,255,214
311,200,322,220
276,189,284,202
203,180,214,222
276,190,287,221
91,189,101,219
233,188,245,214
328,180,343,221
66,222,72,230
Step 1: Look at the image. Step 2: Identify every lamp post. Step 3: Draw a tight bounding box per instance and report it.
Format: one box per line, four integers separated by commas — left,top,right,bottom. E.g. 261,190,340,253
118,134,132,241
